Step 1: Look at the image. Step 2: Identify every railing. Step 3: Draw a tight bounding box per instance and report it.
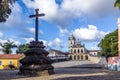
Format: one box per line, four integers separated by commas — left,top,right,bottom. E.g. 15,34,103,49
48,56,69,62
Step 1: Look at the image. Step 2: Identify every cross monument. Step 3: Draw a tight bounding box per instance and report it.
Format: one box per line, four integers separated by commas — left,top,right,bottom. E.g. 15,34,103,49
29,9,45,42
19,9,54,76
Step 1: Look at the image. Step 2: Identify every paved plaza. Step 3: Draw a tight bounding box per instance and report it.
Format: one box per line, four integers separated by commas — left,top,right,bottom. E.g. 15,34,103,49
52,60,103,68
0,61,120,80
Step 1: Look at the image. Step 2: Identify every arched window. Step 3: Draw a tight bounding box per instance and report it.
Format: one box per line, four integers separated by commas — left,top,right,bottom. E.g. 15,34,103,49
74,49,76,53
71,49,73,53
85,55,88,60
78,56,80,60
74,55,76,60
81,49,83,53
78,49,80,53
81,55,83,60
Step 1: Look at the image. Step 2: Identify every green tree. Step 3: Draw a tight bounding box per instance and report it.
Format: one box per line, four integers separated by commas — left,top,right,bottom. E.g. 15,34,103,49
16,44,29,54
0,40,17,54
98,29,118,58
0,0,16,22
114,0,120,9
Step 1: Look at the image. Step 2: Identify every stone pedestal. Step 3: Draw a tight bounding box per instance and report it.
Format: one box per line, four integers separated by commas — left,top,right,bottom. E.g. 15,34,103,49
18,41,54,76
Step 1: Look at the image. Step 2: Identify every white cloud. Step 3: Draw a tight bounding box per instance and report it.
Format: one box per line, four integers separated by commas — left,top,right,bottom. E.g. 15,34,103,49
22,0,58,21
0,38,21,54
39,30,44,35
9,39,21,45
1,3,23,27
0,38,20,48
0,32,3,38
0,39,7,44
59,28,68,34
22,0,117,31
61,0,115,17
58,26,69,36
24,37,35,43
39,39,47,46
23,37,62,49
23,37,47,46
48,38,62,47
72,25,109,41
28,28,35,34
0,33,19,45
28,27,44,35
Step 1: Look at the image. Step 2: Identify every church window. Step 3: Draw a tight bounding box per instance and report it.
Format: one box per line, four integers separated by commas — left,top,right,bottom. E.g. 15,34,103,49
74,55,76,60
74,49,76,53
78,49,80,53
85,55,88,60
78,56,80,60
81,49,83,53
81,55,83,60
71,49,73,53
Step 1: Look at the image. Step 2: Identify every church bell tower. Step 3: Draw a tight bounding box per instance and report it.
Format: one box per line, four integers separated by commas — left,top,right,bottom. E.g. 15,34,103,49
68,34,76,53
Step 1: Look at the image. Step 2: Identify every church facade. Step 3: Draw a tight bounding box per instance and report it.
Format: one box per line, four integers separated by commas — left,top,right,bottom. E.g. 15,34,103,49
68,35,89,60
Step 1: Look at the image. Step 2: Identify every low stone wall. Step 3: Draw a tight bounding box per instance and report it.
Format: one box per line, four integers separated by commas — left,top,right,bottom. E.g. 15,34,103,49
89,56,107,66
89,56,101,63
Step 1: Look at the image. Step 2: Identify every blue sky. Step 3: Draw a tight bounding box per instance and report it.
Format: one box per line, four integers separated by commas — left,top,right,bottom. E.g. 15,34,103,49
0,0,120,52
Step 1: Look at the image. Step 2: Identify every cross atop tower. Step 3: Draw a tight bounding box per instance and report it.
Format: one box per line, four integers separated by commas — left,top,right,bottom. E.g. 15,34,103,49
29,9,45,42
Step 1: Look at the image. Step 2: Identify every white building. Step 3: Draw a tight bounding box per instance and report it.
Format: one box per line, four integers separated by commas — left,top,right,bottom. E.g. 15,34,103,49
68,35,89,60
88,50,100,56
48,49,68,61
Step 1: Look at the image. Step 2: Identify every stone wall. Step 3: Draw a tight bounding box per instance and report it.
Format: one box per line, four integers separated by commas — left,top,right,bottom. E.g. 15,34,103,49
89,56,107,66
89,56,101,63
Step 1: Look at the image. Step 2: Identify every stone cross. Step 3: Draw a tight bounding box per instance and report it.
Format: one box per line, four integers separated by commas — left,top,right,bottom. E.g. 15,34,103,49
29,9,45,42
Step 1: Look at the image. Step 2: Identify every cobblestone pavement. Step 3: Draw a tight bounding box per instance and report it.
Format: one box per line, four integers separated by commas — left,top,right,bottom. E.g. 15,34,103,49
0,61,120,80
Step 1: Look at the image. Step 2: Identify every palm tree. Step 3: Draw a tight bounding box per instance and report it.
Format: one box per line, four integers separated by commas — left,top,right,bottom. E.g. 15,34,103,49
114,0,120,9
0,40,17,54
0,0,16,22
16,44,29,54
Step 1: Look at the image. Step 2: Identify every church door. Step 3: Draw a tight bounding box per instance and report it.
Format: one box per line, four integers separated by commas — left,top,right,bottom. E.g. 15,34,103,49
81,55,83,60
85,55,88,60
74,55,76,60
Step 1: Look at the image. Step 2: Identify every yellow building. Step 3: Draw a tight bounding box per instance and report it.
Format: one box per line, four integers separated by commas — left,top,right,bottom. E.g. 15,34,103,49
0,54,24,69
68,35,89,60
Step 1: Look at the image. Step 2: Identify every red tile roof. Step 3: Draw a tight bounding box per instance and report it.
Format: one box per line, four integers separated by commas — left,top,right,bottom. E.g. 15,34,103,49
0,54,24,59
88,50,100,52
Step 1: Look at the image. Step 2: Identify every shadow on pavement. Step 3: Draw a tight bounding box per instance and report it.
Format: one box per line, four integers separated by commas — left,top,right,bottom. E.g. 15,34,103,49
52,63,120,80
0,70,35,80
51,74,120,80
64,63,104,69
0,62,119,80
54,68,107,75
